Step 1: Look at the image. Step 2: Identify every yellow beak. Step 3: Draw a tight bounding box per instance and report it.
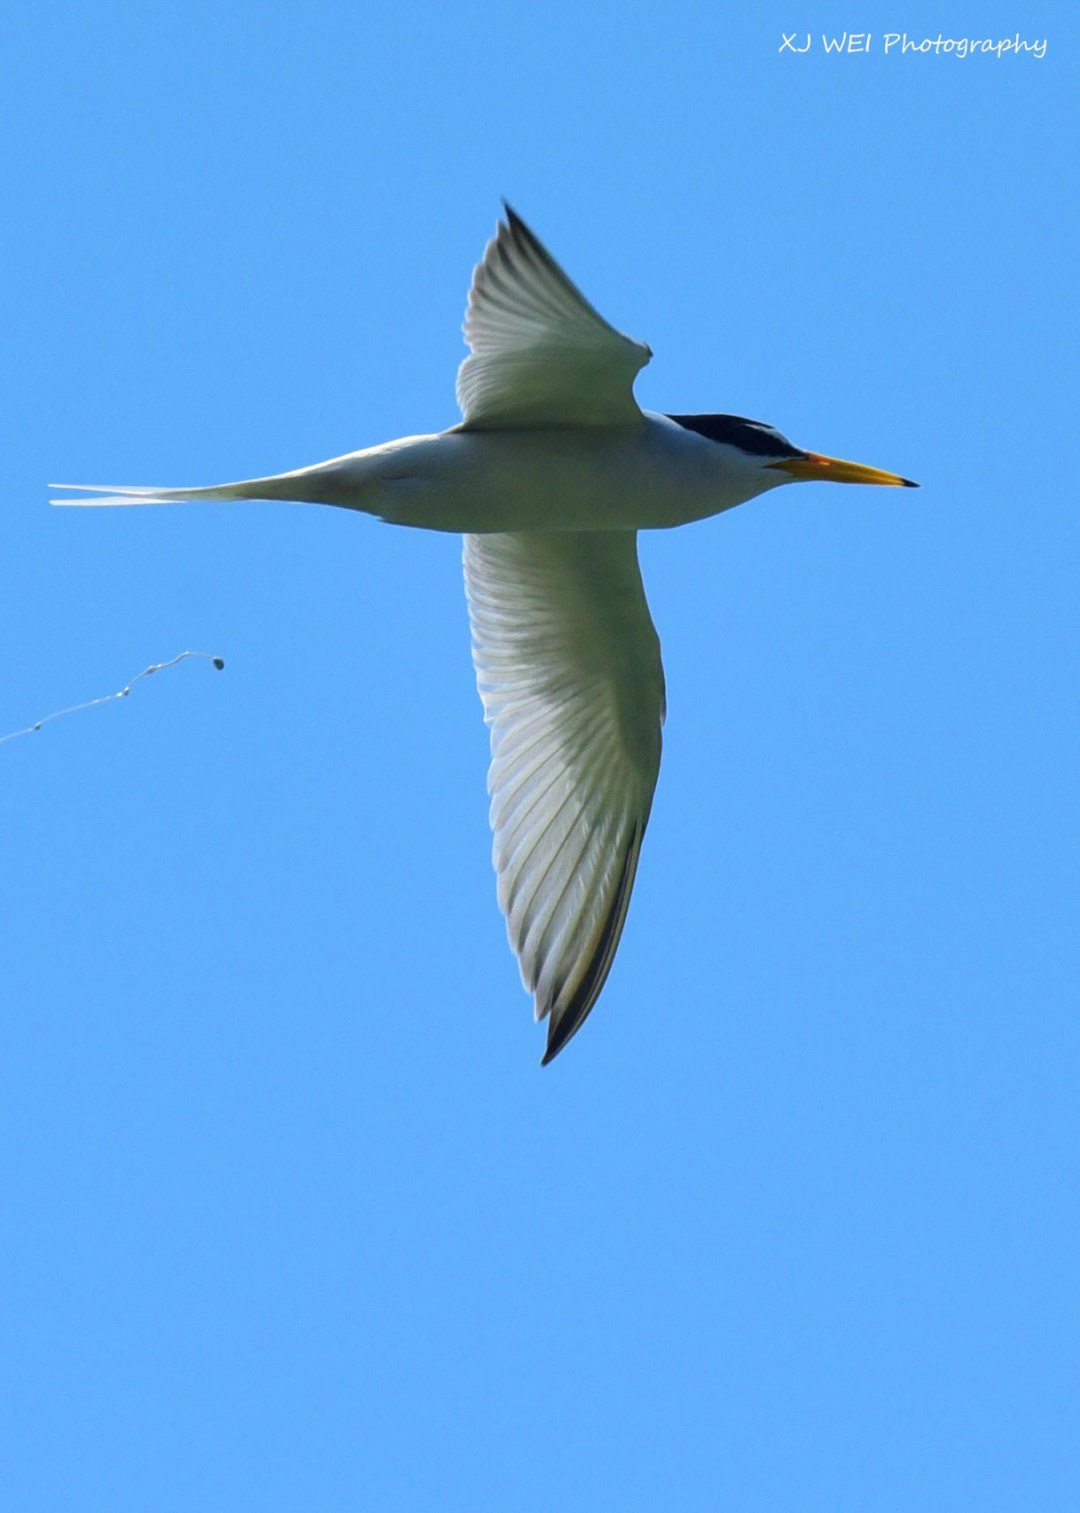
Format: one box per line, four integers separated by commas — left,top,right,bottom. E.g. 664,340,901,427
769,452,918,488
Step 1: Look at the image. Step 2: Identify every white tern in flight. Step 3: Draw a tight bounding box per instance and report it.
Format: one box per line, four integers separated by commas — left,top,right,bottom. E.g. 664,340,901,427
53,205,916,1062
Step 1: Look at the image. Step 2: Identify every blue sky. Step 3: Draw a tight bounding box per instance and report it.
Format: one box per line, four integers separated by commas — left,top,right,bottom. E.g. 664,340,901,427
3,3,1077,1509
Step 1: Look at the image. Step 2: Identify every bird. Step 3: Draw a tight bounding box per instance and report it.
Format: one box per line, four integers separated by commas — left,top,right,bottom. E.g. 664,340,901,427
52,204,917,1063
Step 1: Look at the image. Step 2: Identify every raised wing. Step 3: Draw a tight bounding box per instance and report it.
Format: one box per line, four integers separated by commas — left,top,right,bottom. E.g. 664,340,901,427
464,530,665,1062
456,205,652,430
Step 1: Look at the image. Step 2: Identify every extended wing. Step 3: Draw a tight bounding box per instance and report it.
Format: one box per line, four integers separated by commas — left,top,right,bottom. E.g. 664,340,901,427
465,530,665,1061
456,205,651,430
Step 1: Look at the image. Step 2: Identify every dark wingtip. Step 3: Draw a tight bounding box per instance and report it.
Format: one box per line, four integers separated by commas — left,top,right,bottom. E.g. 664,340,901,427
536,824,645,1067
540,1015,574,1066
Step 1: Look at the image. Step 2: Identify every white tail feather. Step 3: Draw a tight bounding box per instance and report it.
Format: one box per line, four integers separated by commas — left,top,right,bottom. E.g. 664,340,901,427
49,482,259,506
48,453,376,510
49,434,447,520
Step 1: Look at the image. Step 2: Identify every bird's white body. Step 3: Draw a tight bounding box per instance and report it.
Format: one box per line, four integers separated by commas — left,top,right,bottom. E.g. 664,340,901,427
53,206,913,1063
57,414,780,532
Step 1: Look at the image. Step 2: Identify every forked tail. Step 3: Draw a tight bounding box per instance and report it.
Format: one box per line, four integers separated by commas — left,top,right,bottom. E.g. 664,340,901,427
50,479,276,506
49,445,402,510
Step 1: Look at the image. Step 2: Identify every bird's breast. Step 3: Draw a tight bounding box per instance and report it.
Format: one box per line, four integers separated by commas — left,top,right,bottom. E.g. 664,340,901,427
364,416,771,534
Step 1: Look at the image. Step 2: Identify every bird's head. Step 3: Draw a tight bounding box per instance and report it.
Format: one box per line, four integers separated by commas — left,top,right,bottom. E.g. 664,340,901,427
667,413,917,493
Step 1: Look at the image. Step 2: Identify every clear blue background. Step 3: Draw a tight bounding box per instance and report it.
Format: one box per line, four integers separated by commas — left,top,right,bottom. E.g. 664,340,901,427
3,4,1077,1509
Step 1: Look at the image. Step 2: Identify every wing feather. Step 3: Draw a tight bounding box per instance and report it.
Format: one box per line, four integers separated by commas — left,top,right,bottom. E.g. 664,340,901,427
464,530,665,1061
456,205,651,429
